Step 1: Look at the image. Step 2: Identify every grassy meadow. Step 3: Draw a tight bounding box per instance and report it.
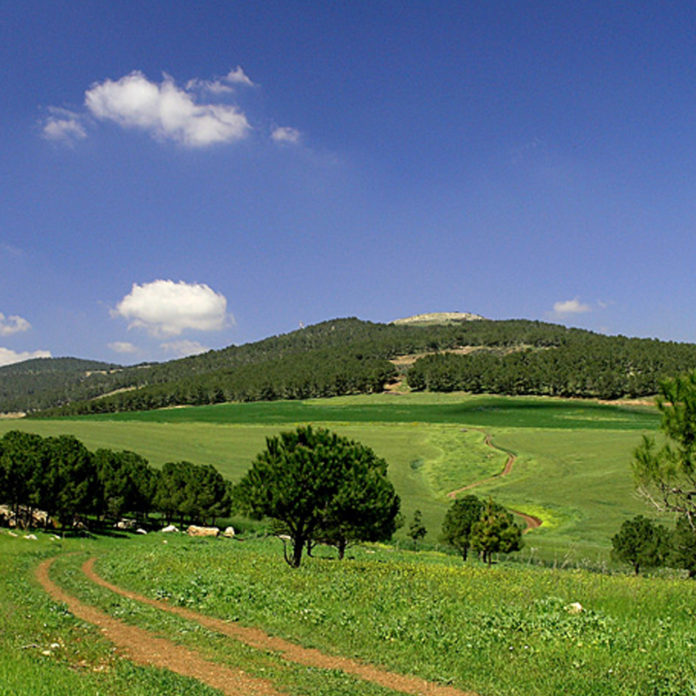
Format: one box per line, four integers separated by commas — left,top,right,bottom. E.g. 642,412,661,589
0,393,662,563
1,531,695,696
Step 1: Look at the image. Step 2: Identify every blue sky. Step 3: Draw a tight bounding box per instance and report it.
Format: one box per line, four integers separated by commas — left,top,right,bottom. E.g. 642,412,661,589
2,1,696,365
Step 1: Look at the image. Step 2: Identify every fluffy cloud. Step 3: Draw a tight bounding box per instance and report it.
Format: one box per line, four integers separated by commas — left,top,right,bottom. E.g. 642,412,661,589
0,313,31,336
161,340,209,357
552,298,591,316
41,108,87,144
0,347,51,367
271,126,301,144
186,65,256,94
85,71,250,147
113,280,232,337
108,341,139,354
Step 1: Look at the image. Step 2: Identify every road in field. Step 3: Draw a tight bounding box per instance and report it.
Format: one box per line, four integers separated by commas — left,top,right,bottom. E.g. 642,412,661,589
446,430,542,531
37,557,283,696
38,555,478,696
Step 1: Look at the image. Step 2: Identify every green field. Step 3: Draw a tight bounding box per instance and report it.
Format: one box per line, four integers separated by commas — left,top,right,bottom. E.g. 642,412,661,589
1,393,664,562
2,532,694,696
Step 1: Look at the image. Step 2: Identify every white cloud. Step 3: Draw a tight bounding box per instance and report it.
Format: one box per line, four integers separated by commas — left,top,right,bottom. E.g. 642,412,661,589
552,298,591,316
108,341,139,354
85,71,250,147
41,108,87,144
225,66,255,86
0,313,31,336
0,347,51,367
271,126,301,144
113,279,232,337
161,340,209,357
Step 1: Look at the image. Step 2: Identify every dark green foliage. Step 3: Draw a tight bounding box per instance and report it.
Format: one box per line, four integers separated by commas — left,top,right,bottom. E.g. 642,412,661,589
441,494,485,560
153,461,231,526
235,425,400,567
11,316,696,416
38,435,99,528
611,515,669,575
408,509,427,545
671,516,696,578
470,498,524,566
0,431,231,531
632,372,696,525
94,449,156,521
0,430,45,524
407,332,696,400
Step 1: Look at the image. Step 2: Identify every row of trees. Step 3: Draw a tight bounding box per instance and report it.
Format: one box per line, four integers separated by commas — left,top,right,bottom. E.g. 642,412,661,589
0,431,231,529
10,317,696,415
407,336,696,400
35,351,397,417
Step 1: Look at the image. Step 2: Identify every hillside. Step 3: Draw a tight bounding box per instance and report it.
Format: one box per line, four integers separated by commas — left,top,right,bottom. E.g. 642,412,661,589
5,316,696,416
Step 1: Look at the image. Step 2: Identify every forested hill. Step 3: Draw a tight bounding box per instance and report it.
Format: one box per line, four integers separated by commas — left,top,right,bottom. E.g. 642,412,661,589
4,316,696,416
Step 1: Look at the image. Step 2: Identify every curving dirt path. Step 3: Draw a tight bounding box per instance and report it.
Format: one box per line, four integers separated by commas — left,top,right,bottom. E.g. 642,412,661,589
446,433,516,499
446,431,541,531
38,555,477,696
82,558,475,696
36,557,283,696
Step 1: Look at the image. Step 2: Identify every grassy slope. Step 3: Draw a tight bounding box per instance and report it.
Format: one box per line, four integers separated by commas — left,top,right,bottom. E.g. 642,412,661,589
1,393,662,562
4,532,693,696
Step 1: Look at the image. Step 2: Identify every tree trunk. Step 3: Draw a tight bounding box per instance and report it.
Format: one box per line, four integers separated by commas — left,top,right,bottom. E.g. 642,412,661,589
337,538,347,560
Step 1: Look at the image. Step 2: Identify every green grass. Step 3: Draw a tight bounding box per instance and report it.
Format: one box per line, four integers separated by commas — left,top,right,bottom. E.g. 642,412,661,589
0,393,664,563
83,534,696,695
59,392,660,430
3,527,696,696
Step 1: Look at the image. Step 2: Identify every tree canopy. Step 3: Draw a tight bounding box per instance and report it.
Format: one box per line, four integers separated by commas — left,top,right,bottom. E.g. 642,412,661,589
234,425,400,567
611,515,669,575
441,494,485,560
470,498,523,566
632,372,696,528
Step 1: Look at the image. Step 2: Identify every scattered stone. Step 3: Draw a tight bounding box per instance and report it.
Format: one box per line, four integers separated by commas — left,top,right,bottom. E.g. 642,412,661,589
161,524,179,533
136,528,148,535
7,531,17,537
566,602,583,615
24,534,38,540
186,525,219,537
222,526,236,538
114,519,137,530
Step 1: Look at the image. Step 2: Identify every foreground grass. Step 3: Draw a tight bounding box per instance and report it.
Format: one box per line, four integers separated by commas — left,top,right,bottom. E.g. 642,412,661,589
93,533,696,695
4,530,695,695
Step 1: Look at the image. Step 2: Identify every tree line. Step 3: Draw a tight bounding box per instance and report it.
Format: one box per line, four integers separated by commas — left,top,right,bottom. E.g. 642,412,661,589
8,317,696,415
407,334,696,399
0,431,231,530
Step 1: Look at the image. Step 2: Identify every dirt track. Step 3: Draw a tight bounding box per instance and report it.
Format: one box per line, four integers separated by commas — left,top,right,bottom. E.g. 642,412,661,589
37,555,477,696
446,431,541,531
36,557,283,696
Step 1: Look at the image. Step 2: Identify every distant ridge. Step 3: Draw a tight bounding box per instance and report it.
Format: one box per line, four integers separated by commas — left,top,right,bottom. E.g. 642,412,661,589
391,312,485,325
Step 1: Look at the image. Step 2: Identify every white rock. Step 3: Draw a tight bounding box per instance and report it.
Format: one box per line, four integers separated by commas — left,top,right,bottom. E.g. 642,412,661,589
566,602,583,614
161,524,179,533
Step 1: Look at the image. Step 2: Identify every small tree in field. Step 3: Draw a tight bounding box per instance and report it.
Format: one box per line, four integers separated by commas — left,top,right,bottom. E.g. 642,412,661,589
470,498,523,566
235,426,399,567
611,515,669,575
441,494,484,561
408,509,427,546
